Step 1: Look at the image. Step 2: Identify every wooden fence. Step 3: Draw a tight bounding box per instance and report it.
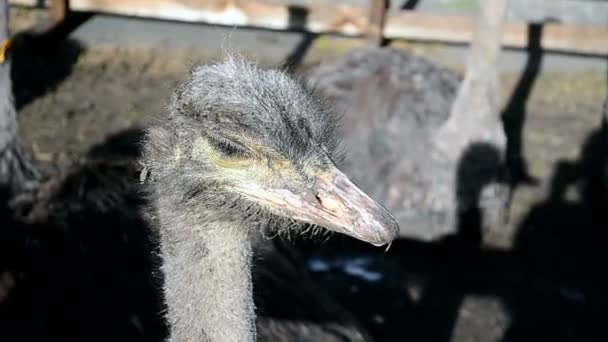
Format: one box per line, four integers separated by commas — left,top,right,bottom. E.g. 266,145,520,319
9,0,608,56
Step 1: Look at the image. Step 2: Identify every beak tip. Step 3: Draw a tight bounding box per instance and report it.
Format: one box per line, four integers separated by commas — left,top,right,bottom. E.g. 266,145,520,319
365,215,400,247
382,208,400,233
383,220,400,243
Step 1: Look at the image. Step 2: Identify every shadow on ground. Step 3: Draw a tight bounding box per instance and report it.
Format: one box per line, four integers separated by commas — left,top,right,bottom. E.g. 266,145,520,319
288,23,608,341
10,13,89,110
289,113,608,342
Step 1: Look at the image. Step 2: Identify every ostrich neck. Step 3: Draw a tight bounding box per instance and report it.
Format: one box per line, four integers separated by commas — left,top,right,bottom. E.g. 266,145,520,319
158,206,256,342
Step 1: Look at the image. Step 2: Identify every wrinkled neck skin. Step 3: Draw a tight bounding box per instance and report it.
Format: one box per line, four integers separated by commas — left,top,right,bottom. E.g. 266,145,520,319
156,200,256,342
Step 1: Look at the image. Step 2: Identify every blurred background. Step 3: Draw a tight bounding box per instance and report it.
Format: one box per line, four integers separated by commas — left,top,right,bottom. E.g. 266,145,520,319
0,0,606,341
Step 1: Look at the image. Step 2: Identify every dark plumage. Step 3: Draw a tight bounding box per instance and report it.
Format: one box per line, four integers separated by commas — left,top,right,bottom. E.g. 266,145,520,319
141,55,398,341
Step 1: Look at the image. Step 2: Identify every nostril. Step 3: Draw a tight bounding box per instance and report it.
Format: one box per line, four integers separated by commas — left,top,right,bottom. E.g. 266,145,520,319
315,193,323,206
316,192,341,212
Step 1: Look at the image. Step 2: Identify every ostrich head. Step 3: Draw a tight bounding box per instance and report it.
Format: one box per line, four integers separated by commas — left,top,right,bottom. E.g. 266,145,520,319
142,55,398,246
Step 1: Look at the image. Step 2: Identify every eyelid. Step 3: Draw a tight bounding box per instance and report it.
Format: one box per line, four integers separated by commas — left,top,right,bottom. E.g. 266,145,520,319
204,136,266,171
207,136,249,157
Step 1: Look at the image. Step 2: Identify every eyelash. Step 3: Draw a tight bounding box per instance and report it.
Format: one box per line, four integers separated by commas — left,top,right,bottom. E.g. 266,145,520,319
208,137,248,158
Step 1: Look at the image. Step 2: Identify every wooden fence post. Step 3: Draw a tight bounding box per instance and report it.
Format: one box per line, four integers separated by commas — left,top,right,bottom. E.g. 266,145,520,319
367,0,387,46
0,0,39,193
50,0,68,25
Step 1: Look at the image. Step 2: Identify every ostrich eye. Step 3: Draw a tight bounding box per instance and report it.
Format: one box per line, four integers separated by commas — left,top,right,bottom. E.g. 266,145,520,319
208,137,248,158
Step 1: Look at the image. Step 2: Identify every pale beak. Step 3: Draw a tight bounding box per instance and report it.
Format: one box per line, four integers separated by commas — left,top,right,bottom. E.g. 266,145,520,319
237,167,399,247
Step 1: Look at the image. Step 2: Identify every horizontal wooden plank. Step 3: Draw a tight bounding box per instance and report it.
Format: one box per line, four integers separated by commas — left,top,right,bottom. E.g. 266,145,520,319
386,11,608,55
10,0,47,7
9,0,608,55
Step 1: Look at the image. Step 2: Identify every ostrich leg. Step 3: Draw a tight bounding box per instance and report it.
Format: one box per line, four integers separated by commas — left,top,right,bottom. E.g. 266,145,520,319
430,0,509,233
433,0,507,155
0,0,38,198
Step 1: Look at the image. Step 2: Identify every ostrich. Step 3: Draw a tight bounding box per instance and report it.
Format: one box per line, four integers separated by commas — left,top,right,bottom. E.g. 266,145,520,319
0,44,383,342
0,3,390,339
139,55,398,342
305,0,509,241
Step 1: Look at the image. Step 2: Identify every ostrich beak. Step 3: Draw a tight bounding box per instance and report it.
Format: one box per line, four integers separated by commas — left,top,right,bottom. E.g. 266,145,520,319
236,167,399,247
303,168,400,246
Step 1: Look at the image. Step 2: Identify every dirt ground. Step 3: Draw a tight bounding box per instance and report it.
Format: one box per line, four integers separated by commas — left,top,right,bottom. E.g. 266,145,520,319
2,7,608,342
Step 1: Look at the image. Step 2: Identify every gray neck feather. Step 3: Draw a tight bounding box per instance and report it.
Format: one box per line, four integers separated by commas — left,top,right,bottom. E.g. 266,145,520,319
157,204,256,342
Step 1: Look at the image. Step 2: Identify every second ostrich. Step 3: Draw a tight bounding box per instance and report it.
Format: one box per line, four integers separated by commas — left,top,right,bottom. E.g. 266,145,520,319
304,0,509,241
140,56,399,342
